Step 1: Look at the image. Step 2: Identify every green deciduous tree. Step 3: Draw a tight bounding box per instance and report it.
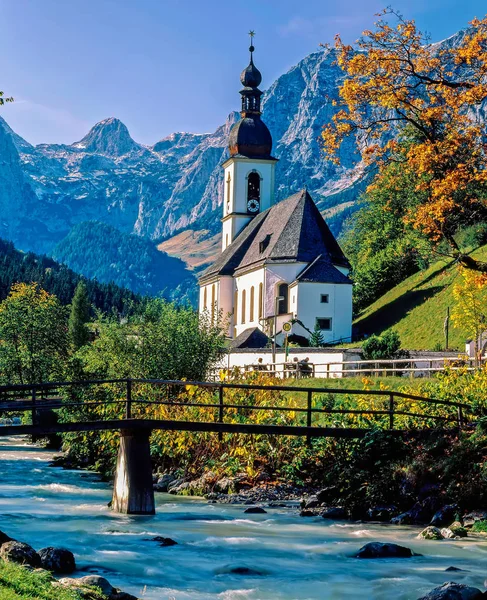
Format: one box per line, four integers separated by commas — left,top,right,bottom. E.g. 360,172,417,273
342,157,431,311
68,281,91,350
76,300,226,381
0,283,68,384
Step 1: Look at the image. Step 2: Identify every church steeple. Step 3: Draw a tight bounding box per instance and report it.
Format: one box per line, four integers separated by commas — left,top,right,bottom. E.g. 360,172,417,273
222,33,278,252
228,33,273,159
239,31,263,115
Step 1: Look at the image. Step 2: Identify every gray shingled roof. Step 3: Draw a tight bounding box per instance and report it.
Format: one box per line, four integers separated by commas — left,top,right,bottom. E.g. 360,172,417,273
296,255,352,284
200,189,350,283
230,327,270,349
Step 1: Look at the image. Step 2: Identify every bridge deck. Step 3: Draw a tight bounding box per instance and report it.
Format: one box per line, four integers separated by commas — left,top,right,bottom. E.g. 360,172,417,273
0,419,376,438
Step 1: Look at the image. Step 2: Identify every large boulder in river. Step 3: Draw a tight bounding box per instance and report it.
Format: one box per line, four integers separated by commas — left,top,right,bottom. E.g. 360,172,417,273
322,507,348,520
38,546,76,574
0,540,41,567
367,506,399,522
79,575,115,596
355,542,415,558
417,582,484,599
418,526,444,540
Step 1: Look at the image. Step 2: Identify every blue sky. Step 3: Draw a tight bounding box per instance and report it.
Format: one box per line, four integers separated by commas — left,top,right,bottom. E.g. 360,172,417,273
0,0,485,145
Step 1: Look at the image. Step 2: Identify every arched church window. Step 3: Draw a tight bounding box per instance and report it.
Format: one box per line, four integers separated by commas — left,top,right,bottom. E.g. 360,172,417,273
203,287,207,310
211,284,216,324
247,172,261,202
241,290,246,324
250,286,255,322
258,283,263,320
277,283,289,315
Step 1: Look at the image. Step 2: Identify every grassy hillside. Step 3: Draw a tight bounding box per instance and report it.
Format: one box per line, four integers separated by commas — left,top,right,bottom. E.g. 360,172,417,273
354,245,487,351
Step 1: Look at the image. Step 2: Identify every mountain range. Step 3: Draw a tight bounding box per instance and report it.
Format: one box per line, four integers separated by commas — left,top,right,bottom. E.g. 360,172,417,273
0,32,467,297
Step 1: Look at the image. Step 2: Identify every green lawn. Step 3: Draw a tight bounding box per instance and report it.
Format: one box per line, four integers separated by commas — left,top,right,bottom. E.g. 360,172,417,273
353,245,487,350
284,376,425,393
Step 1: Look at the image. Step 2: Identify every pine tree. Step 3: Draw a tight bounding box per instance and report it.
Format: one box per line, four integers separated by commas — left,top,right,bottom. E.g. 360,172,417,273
69,281,91,350
309,322,325,347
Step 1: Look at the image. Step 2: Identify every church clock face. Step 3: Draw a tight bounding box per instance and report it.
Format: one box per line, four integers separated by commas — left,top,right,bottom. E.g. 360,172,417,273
247,198,260,214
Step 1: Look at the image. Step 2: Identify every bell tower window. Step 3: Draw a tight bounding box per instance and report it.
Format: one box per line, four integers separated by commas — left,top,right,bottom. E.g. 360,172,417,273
247,171,261,215
248,172,260,201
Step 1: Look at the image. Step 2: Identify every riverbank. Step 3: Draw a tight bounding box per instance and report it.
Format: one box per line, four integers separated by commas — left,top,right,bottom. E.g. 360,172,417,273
2,437,487,599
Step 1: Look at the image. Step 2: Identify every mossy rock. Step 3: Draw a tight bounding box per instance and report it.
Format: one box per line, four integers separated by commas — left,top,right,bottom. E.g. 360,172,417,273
418,526,443,540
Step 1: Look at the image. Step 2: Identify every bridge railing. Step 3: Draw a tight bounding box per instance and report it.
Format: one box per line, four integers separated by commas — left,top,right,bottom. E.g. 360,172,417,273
0,378,472,437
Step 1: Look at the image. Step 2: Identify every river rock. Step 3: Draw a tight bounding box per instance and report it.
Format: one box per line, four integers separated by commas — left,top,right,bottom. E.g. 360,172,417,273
79,575,115,596
462,510,487,528
367,506,399,522
355,542,415,558
213,477,236,494
417,581,484,599
445,567,469,572
430,505,458,527
301,495,320,509
38,546,76,574
244,507,267,514
418,526,444,540
151,536,178,546
0,540,41,567
167,478,186,492
449,522,468,537
322,507,347,520
153,474,175,492
0,530,13,545
392,496,443,525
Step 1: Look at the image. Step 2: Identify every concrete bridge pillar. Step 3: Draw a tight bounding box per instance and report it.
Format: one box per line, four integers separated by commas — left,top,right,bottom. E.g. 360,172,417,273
112,429,155,515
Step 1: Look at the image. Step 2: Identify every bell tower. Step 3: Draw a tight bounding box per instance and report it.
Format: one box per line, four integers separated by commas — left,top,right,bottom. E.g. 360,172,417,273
221,32,278,251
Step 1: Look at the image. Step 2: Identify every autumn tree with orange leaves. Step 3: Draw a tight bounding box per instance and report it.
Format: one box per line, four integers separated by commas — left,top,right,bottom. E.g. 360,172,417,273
323,8,487,272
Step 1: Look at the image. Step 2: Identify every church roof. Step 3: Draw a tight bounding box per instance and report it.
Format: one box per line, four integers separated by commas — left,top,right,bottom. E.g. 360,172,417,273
295,255,352,284
230,327,270,349
200,189,351,283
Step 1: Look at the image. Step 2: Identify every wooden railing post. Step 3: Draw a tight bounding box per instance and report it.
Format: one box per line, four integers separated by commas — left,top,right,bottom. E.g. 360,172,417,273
218,385,224,442
31,387,37,426
307,390,312,446
457,405,464,429
389,393,394,429
126,379,132,419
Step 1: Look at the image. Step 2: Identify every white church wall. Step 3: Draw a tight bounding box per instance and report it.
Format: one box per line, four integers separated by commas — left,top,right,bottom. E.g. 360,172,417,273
295,281,353,344
234,269,265,337
219,276,234,336
263,264,306,318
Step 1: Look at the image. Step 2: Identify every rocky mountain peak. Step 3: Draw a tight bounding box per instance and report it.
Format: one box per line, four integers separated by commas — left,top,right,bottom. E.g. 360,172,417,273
72,117,140,157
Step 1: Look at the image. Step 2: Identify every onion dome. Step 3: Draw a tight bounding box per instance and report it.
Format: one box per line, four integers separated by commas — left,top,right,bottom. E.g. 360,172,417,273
240,46,262,88
228,33,273,159
229,117,272,158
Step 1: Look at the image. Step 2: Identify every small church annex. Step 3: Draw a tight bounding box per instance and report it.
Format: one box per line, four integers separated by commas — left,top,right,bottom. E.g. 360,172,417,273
199,39,353,346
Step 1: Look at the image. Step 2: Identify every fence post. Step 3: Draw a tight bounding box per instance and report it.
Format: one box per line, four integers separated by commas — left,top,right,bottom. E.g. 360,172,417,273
218,385,224,442
306,390,312,446
326,363,330,379
389,394,394,429
457,406,464,429
126,379,132,419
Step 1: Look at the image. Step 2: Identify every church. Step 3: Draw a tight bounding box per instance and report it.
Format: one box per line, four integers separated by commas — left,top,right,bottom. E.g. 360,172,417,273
198,39,353,347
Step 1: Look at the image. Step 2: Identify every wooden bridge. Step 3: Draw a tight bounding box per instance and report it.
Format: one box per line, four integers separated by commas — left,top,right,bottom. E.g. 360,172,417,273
0,378,472,516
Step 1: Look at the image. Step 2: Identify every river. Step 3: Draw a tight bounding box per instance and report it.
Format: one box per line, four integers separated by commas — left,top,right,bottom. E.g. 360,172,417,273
0,437,486,599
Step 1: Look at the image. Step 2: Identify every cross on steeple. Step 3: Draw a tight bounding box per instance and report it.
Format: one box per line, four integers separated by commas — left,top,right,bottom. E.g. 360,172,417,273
249,30,255,50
